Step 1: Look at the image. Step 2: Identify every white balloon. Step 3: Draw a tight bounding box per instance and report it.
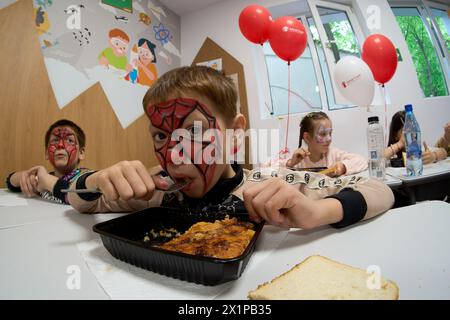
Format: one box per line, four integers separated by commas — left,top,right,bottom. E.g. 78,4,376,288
333,56,375,108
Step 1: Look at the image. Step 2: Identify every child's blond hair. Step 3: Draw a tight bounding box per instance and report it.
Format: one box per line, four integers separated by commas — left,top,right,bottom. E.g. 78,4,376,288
142,66,237,120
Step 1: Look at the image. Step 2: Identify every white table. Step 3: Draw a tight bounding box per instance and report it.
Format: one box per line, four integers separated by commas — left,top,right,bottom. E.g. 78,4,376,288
386,158,450,204
216,201,450,300
386,158,450,184
1,191,450,299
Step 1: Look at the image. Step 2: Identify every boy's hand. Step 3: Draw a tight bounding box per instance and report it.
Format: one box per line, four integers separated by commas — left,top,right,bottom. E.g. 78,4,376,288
286,148,311,168
28,166,58,193
19,168,39,197
243,178,318,229
85,161,169,201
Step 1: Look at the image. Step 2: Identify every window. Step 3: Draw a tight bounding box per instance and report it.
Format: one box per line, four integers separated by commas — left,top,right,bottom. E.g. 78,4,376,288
262,35,322,116
429,7,450,52
308,0,365,107
392,5,449,97
260,0,366,116
306,8,360,110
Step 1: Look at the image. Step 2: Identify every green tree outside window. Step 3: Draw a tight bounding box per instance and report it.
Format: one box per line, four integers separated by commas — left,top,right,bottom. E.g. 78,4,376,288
394,8,448,97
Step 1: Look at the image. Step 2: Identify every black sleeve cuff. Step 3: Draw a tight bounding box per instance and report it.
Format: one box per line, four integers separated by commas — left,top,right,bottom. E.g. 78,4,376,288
327,188,368,229
5,172,21,192
76,171,102,201
52,179,70,204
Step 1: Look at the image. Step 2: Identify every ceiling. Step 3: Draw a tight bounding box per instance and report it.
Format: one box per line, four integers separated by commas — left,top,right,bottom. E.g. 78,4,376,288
159,0,224,16
159,0,449,17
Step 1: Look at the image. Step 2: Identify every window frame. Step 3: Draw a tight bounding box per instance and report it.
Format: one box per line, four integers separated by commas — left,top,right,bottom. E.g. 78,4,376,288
258,0,368,118
390,0,450,98
307,0,366,106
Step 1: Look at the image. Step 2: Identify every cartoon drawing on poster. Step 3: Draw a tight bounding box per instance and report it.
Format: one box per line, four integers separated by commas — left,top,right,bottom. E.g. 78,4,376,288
32,0,181,128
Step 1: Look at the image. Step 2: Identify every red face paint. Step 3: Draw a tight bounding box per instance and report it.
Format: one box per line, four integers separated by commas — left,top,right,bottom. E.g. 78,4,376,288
146,98,221,193
47,127,79,172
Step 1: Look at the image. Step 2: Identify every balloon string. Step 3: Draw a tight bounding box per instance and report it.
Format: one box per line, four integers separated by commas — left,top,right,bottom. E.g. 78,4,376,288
284,63,291,153
384,85,387,146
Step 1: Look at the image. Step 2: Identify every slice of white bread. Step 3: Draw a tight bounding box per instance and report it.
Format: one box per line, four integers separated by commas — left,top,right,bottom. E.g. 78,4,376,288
248,255,399,300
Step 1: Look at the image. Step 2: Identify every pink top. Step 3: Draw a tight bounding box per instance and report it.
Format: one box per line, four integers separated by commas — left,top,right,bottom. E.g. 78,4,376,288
292,146,368,175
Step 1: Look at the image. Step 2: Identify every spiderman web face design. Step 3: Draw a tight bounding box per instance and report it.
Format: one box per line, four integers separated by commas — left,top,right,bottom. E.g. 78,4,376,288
47,127,79,171
146,98,223,193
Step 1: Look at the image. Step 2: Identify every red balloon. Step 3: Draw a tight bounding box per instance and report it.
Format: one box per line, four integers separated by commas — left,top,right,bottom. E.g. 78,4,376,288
269,16,307,63
239,5,273,45
362,34,398,84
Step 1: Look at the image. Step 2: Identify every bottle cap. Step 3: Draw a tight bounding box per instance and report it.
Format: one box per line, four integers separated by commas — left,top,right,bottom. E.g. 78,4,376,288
368,116,379,123
405,104,413,112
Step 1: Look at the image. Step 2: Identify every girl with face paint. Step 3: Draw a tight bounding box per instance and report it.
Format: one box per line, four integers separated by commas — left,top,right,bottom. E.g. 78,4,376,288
286,112,368,177
6,120,89,204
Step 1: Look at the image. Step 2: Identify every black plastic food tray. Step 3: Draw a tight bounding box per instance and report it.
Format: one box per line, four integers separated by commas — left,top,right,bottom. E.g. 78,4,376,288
93,207,264,286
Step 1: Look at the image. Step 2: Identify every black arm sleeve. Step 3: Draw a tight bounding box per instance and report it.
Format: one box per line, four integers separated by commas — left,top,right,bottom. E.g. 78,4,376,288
5,172,21,193
52,179,70,204
327,188,368,229
76,171,102,201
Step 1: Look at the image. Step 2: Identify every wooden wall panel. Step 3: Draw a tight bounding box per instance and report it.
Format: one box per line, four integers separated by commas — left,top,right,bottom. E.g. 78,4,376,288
0,0,159,187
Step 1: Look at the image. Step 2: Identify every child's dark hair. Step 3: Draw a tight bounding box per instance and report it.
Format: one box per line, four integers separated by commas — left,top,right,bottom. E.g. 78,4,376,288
298,111,330,147
388,110,405,158
45,119,86,149
138,38,157,63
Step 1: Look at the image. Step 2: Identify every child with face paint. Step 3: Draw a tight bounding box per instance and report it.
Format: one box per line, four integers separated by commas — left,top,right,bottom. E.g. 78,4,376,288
68,67,394,230
286,112,368,176
68,66,248,213
5,119,89,204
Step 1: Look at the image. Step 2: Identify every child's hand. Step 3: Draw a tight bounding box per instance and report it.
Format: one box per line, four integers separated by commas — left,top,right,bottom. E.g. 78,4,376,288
242,178,318,229
328,162,346,177
28,166,57,193
422,142,436,164
286,148,311,168
19,168,39,197
85,161,169,201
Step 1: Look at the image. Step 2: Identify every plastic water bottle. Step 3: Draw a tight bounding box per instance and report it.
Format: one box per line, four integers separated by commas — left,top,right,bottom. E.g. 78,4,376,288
403,104,423,176
367,116,385,180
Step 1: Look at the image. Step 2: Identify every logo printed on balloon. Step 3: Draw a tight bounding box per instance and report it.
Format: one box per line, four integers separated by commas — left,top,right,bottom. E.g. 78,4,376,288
268,16,307,63
341,74,361,89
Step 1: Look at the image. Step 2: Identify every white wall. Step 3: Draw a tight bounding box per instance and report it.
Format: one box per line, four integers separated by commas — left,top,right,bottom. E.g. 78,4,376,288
180,0,450,163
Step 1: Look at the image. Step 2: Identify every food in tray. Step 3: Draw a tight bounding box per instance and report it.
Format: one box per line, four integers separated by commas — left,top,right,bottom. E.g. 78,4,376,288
248,255,399,300
143,227,181,242
156,217,255,259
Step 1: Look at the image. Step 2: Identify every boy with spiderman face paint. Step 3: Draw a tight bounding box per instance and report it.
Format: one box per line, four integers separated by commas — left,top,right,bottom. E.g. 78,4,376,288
6,120,89,204
69,67,394,231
